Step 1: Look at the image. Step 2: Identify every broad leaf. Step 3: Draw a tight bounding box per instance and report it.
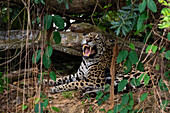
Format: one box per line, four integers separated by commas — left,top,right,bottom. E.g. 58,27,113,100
49,71,56,81
165,50,170,60
140,93,148,102
97,99,104,106
53,31,61,44
130,78,141,87
121,94,129,105
113,104,123,113
137,61,144,72
43,99,49,108
52,15,64,29
120,108,128,113
124,59,132,74
167,32,170,41
43,54,51,69
116,50,128,63
51,106,60,112
32,50,41,64
95,91,103,100
129,43,135,50
44,14,52,30
35,103,43,113
129,51,138,64
161,100,169,110
147,0,157,13
159,79,168,91
45,46,53,58
139,0,146,13
164,71,170,80
118,79,128,92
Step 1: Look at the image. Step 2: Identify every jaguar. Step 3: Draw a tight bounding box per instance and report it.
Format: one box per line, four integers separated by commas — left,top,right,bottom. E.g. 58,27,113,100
43,32,152,93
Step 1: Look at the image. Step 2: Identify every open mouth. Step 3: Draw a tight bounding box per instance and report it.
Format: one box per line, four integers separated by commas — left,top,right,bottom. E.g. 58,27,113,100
83,44,96,58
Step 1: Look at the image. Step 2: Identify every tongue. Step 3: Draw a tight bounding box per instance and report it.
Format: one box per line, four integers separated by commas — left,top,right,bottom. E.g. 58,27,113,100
84,48,91,56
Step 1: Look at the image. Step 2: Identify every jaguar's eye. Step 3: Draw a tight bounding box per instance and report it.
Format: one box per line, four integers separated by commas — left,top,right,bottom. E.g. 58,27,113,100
96,36,100,40
83,33,87,36
109,39,114,42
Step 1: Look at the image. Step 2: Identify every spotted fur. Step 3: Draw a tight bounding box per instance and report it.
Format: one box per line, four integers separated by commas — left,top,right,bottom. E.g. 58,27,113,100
43,32,152,93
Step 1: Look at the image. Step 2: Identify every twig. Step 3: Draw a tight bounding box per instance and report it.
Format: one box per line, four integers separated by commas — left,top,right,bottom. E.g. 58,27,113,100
109,40,118,109
91,0,98,25
153,30,170,42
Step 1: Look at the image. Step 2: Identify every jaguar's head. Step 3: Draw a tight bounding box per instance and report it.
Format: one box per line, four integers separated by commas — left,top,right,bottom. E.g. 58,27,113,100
82,32,113,59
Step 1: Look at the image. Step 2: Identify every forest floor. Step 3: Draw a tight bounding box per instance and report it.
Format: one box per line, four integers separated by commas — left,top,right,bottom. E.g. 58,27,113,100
0,51,169,113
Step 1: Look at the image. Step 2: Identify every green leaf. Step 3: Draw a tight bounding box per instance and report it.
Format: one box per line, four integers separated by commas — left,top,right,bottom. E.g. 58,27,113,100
35,98,40,104
139,0,146,13
95,91,103,100
34,0,40,4
146,45,158,53
41,0,45,5
32,50,41,64
0,86,4,93
104,4,112,8
120,108,128,113
124,59,132,74
52,15,64,29
165,50,170,60
164,71,170,80
137,61,144,72
49,71,56,81
43,99,49,108
107,110,113,113
167,32,170,41
129,51,138,64
138,73,146,82
0,72,3,78
45,46,53,58
159,47,166,53
147,0,157,13
121,94,129,105
110,24,120,29
99,109,106,112
35,103,43,113
116,50,128,63
51,106,60,112
113,104,123,113
152,45,158,53
140,93,148,102
118,79,128,92
137,12,148,30
44,14,52,30
64,0,69,9
22,104,28,111
53,31,61,44
121,26,127,36
97,99,104,106
103,93,110,101
161,100,169,110
143,74,150,85
130,78,141,86
43,53,51,69
104,84,110,92
128,98,134,109
138,73,150,85
129,43,135,50
155,64,159,70
115,27,121,36
159,79,168,91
